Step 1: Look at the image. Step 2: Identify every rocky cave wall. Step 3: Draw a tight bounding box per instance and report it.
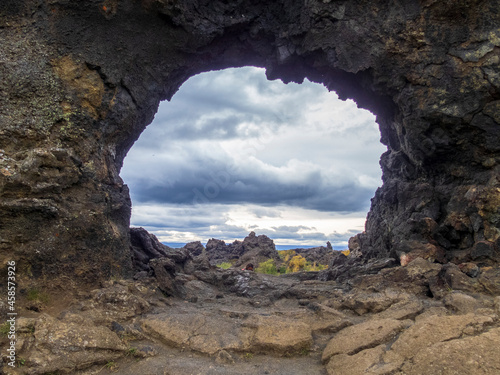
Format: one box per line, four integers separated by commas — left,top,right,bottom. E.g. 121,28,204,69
0,0,499,285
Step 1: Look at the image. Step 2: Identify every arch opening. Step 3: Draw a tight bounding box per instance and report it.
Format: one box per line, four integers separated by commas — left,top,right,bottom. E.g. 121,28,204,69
121,67,386,249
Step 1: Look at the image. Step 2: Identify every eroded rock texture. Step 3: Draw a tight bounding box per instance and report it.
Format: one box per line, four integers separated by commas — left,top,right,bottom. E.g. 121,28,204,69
0,0,499,284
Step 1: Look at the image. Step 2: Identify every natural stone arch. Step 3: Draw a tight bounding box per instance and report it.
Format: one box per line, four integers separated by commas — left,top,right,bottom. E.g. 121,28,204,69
0,0,498,285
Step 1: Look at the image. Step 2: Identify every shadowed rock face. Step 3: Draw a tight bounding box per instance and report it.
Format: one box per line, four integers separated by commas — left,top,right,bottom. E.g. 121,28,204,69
0,0,499,285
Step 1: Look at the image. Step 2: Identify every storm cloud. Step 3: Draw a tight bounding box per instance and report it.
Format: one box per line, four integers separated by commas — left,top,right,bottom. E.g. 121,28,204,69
121,67,386,246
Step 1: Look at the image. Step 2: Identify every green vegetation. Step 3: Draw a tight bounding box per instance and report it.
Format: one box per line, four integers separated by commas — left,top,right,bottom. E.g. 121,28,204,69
255,259,279,275
287,255,307,273
0,322,11,336
216,262,232,270
278,249,297,262
300,347,311,356
244,352,254,360
26,288,50,304
256,253,329,276
105,361,117,370
127,347,138,356
303,261,328,272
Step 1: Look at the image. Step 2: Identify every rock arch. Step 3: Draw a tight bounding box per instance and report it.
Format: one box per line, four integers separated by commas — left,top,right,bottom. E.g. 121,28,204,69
0,0,498,284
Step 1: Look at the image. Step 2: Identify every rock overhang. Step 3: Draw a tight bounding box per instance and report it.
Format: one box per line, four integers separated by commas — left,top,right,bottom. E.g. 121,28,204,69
0,0,499,286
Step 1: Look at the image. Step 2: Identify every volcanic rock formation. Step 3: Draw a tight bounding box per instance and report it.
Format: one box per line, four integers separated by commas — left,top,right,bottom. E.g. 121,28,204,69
0,0,499,285
205,231,280,268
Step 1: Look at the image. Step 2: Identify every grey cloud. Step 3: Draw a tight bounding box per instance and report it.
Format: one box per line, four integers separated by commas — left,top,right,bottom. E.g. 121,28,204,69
138,185,371,213
133,67,325,145
131,204,354,246
264,226,329,242
127,163,374,213
124,135,377,213
250,207,282,218
327,229,361,240
122,66,383,245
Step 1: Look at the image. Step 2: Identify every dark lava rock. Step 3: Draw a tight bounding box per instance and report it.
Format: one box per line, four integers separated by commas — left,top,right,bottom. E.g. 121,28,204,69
292,246,337,266
206,232,280,268
318,256,398,284
184,241,205,257
1,0,499,288
130,227,171,272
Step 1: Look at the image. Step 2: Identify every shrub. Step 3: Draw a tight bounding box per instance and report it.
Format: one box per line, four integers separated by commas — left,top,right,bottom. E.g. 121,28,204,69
216,262,232,269
303,261,328,272
278,249,296,262
341,249,350,256
255,259,278,275
287,255,307,273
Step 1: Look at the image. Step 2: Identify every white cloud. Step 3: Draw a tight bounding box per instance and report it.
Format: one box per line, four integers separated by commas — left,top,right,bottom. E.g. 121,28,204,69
130,202,366,247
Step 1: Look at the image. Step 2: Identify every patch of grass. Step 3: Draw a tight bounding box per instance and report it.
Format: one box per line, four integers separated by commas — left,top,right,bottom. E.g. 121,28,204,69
255,259,278,275
216,262,232,270
244,352,254,360
26,288,50,304
127,347,137,355
300,347,310,356
127,346,142,358
0,322,11,336
105,361,117,370
303,261,328,272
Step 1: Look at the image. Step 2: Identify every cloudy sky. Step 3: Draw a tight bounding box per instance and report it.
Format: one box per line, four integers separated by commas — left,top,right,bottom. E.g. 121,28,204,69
120,67,386,248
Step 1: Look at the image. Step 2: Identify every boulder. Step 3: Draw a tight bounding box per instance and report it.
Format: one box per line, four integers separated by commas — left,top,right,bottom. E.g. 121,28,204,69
205,232,280,268
376,300,424,320
246,315,313,354
17,314,127,374
401,327,500,375
142,311,313,356
326,345,403,375
478,267,500,295
184,241,205,257
75,282,151,324
391,313,494,359
130,227,170,272
322,319,409,364
443,292,481,314
141,312,250,355
339,290,405,315
292,246,336,266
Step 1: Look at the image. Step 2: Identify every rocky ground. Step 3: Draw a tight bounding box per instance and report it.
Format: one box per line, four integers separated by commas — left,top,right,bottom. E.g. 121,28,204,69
2,248,500,375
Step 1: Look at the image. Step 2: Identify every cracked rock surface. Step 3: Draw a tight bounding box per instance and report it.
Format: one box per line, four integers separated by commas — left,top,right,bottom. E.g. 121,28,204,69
2,257,500,375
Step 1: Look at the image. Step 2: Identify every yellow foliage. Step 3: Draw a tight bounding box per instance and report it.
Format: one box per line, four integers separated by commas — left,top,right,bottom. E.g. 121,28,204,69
287,255,307,273
279,249,297,262
341,249,350,256
304,262,328,271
